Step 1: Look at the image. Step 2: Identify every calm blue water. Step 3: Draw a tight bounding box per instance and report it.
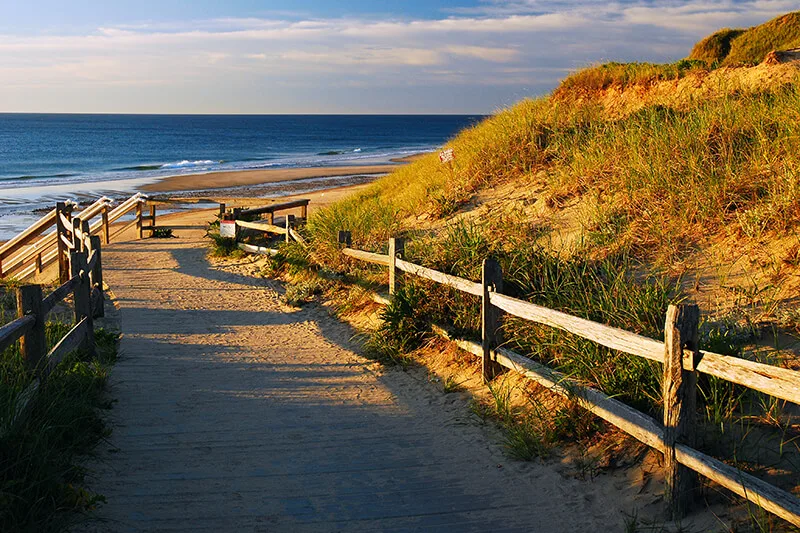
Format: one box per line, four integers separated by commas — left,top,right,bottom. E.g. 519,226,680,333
0,114,481,238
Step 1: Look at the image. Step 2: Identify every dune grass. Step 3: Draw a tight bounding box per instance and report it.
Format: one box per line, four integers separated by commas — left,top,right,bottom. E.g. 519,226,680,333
721,12,800,66
310,75,800,267
691,12,800,67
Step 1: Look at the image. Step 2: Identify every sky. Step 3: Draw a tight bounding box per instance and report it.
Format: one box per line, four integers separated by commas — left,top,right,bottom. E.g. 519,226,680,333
0,1,795,114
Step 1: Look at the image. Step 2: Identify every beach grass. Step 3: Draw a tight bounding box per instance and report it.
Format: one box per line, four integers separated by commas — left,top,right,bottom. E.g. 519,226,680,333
0,325,118,532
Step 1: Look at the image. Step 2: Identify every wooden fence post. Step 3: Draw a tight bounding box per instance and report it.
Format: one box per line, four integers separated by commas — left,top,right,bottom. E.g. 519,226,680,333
389,238,405,296
663,303,700,519
16,284,46,374
219,203,226,218
89,235,104,318
136,202,143,239
150,204,157,237
102,204,110,244
338,231,352,247
285,215,295,243
56,202,70,283
70,250,95,356
300,201,308,220
481,258,503,382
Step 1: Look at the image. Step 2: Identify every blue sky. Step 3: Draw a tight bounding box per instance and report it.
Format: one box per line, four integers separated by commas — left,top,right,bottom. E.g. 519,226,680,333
0,1,794,113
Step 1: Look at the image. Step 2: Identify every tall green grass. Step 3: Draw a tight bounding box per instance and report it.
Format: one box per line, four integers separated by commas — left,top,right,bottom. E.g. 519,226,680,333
0,326,118,532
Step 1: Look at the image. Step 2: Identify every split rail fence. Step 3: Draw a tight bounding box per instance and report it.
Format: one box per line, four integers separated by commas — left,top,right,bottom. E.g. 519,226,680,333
222,199,310,255
0,215,109,437
0,192,155,436
335,231,800,526
0,193,149,282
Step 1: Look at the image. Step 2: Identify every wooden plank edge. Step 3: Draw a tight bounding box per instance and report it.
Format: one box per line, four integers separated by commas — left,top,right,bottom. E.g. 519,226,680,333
395,258,482,296
41,275,80,316
240,198,310,217
289,228,307,245
490,292,664,363
0,315,36,354
10,249,58,282
675,443,800,527
0,209,57,259
237,243,278,256
695,350,800,405
342,248,390,266
236,220,288,234
46,318,89,373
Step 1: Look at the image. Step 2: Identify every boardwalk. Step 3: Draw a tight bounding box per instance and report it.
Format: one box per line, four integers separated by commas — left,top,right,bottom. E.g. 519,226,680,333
79,214,630,532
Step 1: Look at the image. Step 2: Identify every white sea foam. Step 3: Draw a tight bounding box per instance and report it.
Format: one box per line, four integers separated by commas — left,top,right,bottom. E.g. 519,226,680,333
160,160,220,169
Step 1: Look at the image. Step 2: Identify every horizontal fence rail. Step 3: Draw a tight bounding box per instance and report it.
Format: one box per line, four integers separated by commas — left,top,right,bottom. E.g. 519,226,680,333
223,199,311,255
1,193,147,282
335,232,800,527
0,315,36,355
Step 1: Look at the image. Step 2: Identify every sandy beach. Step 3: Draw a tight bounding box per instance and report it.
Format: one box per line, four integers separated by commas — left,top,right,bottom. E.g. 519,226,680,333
141,154,425,194
144,164,392,193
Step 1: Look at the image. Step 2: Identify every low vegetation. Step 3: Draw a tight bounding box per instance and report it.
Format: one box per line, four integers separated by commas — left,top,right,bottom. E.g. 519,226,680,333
0,320,118,532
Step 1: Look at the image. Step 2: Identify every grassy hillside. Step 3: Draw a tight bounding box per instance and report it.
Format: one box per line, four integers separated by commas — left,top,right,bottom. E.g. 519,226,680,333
265,16,800,522
311,70,800,266
689,11,800,66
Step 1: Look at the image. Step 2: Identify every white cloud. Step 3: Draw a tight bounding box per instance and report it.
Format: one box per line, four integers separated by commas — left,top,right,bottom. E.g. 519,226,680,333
0,1,794,112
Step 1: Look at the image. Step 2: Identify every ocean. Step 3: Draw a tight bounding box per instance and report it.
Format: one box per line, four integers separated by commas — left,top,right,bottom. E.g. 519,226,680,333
0,114,481,239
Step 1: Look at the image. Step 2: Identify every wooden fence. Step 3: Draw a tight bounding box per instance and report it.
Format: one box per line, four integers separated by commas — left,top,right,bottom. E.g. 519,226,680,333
0,226,106,437
335,231,800,526
223,199,310,255
1,193,148,282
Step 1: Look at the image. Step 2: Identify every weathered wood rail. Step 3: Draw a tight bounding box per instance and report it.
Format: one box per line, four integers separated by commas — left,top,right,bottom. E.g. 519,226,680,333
0,231,106,437
1,193,148,282
334,231,800,527
221,199,310,255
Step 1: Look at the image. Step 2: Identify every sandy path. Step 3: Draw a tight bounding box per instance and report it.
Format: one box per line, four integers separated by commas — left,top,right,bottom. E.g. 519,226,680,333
77,212,634,532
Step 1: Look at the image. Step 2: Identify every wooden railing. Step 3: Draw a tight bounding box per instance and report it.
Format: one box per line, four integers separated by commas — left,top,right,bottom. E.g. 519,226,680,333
223,199,310,255
0,193,147,282
336,231,800,527
0,237,105,438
